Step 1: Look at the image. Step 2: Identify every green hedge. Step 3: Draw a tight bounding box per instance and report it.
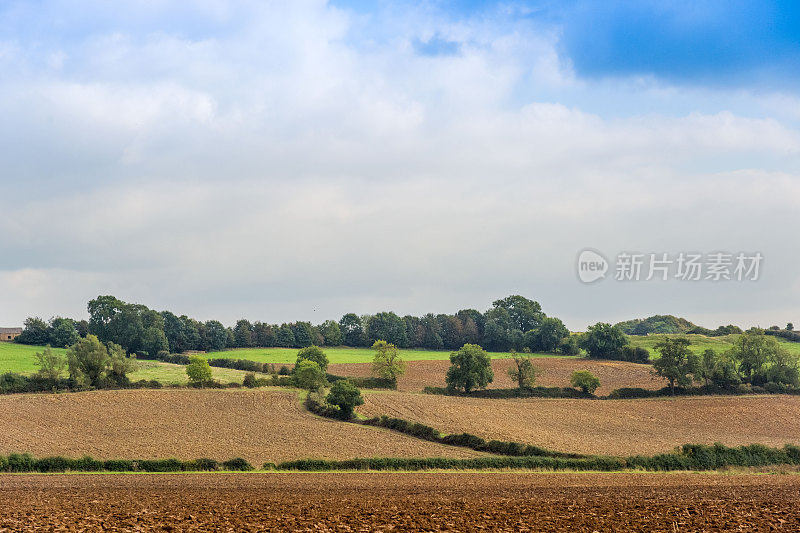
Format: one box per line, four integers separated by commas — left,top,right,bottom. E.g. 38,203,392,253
362,415,586,459
0,454,253,473
275,443,800,472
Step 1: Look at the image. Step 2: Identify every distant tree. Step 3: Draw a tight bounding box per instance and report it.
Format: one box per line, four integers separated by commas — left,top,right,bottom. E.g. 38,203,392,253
16,317,50,345
140,327,169,358
326,380,364,419
319,320,343,346
107,341,137,385
482,318,509,352
445,344,494,393
371,340,405,384
339,313,367,347
570,370,600,394
456,309,485,338
293,359,327,391
580,323,628,359
461,316,480,344
48,318,79,348
242,372,257,388
420,313,444,349
765,349,800,387
186,355,213,387
652,337,699,394
490,295,544,332
366,312,408,347
66,335,111,387
234,319,254,348
788,323,795,332
558,335,581,356
296,345,329,372
526,317,569,352
292,322,314,348
204,320,228,351
439,315,465,350
274,324,296,348
252,322,275,347
508,350,537,389
728,330,779,383
34,346,66,385
161,311,185,352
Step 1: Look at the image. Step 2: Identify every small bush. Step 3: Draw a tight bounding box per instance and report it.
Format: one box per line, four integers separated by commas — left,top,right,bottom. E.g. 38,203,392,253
326,380,364,419
222,457,254,471
570,371,601,395
242,373,257,388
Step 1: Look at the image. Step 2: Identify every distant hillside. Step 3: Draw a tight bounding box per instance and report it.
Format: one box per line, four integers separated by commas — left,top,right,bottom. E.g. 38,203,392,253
615,315,697,335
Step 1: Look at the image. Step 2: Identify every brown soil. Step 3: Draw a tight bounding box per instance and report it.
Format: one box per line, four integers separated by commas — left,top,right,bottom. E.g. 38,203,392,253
0,389,483,464
329,357,663,394
360,392,800,455
2,472,799,531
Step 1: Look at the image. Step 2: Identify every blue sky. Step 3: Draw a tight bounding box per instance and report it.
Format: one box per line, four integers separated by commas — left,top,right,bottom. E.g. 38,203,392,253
0,0,799,328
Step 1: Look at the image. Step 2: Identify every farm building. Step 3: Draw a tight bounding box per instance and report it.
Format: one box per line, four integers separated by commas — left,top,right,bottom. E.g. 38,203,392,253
0,328,22,341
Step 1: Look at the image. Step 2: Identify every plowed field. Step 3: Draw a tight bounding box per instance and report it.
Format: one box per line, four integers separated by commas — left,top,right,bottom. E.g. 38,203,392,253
0,389,483,464
329,357,662,394
1,472,799,531
360,392,800,455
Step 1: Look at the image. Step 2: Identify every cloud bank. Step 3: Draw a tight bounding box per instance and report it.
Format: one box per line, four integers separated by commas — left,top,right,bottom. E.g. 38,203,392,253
0,0,799,328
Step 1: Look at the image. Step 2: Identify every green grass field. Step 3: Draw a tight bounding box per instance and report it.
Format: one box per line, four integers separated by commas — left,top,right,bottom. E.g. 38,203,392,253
0,343,248,385
0,343,66,374
203,346,568,365
629,334,800,358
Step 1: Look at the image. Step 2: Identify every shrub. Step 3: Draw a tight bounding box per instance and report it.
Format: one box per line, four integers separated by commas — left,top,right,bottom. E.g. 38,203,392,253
326,380,364,419
570,371,600,394
222,457,254,471
293,359,327,391
186,356,213,387
296,346,329,372
558,335,581,355
580,323,628,359
507,351,537,389
242,372,257,388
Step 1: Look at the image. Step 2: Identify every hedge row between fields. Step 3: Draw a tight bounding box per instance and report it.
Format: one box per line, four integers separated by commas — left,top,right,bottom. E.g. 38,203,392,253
0,454,255,473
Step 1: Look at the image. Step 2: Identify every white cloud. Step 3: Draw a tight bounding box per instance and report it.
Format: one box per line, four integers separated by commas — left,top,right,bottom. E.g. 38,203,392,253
0,0,799,328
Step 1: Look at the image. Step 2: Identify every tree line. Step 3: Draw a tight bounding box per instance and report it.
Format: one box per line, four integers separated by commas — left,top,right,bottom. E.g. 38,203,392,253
16,294,576,356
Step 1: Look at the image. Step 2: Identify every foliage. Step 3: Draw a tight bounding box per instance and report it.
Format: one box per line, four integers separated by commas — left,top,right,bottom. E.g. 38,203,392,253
325,379,364,419
293,359,327,391
371,340,405,384
652,337,699,393
728,330,786,383
185,355,213,387
33,346,66,384
615,315,696,335
445,344,494,393
507,350,537,389
296,345,329,372
580,323,629,359
66,335,111,387
570,370,600,394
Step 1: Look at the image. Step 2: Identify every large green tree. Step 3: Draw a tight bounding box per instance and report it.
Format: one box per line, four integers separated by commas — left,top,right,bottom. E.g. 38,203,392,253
652,337,699,394
445,343,494,393
580,323,629,359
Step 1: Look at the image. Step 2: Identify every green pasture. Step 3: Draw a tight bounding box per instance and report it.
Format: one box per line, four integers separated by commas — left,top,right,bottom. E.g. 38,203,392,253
0,342,247,385
629,334,800,358
203,346,570,365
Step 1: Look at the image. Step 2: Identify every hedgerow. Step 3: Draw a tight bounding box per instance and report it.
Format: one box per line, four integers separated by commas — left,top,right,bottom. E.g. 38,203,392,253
0,454,253,473
361,415,586,459
422,386,591,399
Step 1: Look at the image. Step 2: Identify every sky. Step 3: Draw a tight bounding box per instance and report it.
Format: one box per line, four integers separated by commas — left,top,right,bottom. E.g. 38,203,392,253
0,0,799,330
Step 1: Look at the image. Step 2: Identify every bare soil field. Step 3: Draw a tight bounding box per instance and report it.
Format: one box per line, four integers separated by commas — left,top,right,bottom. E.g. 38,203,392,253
0,389,483,464
1,472,799,531
360,392,800,456
329,357,662,394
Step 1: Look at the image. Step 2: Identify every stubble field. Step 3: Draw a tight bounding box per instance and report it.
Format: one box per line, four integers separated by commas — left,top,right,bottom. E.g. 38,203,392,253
2,472,799,531
330,356,663,394
359,392,800,455
0,388,483,464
